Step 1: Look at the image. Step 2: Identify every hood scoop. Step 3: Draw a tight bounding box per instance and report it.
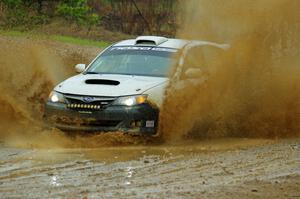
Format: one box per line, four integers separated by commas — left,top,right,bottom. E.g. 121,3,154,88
85,79,120,85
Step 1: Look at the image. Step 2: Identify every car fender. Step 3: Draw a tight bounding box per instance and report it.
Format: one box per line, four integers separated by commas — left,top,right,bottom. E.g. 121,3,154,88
143,81,169,108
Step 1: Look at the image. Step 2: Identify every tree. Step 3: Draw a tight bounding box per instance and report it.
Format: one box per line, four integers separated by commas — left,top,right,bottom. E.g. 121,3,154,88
56,0,99,28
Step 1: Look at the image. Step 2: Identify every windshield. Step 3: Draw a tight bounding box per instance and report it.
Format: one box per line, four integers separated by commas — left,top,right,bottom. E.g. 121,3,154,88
85,46,177,77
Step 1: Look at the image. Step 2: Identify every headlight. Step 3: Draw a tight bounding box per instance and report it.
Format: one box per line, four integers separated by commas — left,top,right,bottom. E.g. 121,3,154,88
48,91,65,103
112,95,148,106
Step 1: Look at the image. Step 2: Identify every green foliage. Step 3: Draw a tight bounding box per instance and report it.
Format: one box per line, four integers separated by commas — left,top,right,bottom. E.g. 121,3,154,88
55,0,100,27
0,0,49,26
0,0,178,36
85,13,99,28
30,15,50,25
1,0,26,26
1,0,22,9
0,0,99,28
0,30,110,47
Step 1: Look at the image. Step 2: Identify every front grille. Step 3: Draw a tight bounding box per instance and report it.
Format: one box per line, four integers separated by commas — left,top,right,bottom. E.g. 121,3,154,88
64,94,116,110
55,117,120,127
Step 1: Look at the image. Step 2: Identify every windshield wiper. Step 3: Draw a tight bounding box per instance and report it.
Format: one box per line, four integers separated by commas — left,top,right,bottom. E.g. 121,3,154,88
85,71,99,74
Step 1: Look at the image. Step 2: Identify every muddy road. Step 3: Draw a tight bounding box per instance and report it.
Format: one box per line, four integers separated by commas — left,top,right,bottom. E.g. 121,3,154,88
0,138,299,198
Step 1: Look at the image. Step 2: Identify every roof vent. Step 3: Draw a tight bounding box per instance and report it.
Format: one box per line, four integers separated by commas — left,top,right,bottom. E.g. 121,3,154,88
135,36,168,46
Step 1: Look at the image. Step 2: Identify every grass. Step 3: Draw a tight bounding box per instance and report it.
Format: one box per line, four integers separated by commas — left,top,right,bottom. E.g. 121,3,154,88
49,35,110,47
0,30,25,37
0,30,110,48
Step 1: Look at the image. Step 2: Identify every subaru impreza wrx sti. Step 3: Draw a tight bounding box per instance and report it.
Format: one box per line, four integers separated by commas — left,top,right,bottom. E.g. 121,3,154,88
44,36,228,135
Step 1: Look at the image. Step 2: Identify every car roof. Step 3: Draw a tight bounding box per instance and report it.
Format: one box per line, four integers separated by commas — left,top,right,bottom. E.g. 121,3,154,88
112,36,229,50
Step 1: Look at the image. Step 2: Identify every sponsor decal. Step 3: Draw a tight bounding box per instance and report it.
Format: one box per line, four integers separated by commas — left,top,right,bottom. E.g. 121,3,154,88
110,46,177,52
146,120,155,128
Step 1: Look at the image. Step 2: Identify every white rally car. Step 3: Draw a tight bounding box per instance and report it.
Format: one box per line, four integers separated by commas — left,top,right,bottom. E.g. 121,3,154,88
45,36,228,135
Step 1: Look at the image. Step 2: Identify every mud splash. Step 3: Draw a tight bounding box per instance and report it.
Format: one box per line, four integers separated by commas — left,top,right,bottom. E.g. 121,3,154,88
160,0,300,140
0,37,66,145
0,38,83,146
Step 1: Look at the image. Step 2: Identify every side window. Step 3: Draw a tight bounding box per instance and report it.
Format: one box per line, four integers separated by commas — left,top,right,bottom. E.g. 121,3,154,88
180,46,205,79
180,45,224,79
184,46,205,69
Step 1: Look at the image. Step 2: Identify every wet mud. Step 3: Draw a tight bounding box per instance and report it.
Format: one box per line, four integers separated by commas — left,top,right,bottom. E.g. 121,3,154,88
0,139,299,198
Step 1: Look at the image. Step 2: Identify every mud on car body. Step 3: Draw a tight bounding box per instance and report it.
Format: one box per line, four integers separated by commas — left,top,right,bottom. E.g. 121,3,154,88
45,36,228,135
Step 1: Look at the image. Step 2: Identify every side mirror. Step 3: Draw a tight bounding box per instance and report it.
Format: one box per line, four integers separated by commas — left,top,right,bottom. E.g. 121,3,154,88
185,68,202,78
75,64,86,73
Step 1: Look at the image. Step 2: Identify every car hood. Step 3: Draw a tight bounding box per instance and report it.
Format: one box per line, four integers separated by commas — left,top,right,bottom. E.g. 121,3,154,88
54,74,168,97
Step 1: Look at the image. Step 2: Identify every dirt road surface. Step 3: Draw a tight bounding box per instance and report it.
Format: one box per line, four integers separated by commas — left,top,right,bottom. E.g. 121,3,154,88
0,138,299,198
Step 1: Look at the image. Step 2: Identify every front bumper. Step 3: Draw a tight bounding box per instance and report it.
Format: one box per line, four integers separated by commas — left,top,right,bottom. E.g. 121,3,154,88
44,101,159,135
